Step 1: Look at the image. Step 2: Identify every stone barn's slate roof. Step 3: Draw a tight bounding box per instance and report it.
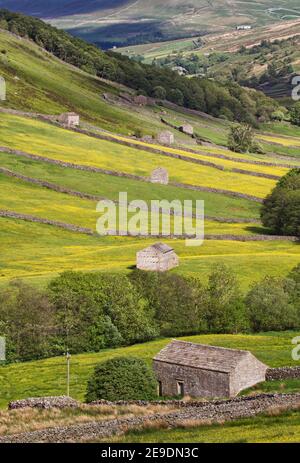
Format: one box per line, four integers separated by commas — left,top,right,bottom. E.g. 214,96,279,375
150,243,174,254
154,340,252,373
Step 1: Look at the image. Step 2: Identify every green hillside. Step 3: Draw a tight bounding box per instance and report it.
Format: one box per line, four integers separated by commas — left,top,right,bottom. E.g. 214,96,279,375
0,9,299,446
0,332,298,409
0,28,165,135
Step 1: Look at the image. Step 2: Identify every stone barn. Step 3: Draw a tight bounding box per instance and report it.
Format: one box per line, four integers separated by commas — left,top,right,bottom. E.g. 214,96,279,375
180,124,194,136
157,131,174,145
151,167,169,185
153,340,267,398
137,243,179,272
134,95,148,106
58,112,80,128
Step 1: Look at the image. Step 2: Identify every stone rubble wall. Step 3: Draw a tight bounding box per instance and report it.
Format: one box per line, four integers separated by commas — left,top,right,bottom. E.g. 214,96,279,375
0,107,298,170
1,209,297,242
1,393,299,443
0,145,264,202
0,165,260,224
266,367,300,381
0,210,94,235
9,396,79,410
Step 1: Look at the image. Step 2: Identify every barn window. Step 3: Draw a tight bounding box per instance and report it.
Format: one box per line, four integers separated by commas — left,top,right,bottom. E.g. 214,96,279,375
177,381,184,397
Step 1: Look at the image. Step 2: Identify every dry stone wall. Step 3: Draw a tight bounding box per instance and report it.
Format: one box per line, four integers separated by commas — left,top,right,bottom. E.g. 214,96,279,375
266,367,300,381
1,146,264,202
1,393,299,443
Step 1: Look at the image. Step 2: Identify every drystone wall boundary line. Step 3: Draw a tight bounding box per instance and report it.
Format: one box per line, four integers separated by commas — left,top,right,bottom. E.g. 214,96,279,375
0,210,296,242
0,108,298,170
0,210,94,235
0,393,299,443
0,147,263,202
0,167,261,224
266,367,300,381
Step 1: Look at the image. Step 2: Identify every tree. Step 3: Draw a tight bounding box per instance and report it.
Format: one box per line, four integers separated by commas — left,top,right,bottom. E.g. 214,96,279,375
130,270,206,336
48,272,157,354
153,86,166,100
228,124,257,153
246,277,298,332
203,264,249,333
0,280,55,361
85,357,157,402
290,102,300,126
261,169,300,237
168,88,184,106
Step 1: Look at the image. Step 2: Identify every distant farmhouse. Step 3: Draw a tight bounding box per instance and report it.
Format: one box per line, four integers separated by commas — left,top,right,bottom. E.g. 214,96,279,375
151,167,169,185
157,130,174,145
58,112,80,128
236,25,252,31
153,340,267,398
137,243,179,272
180,124,194,136
172,66,188,76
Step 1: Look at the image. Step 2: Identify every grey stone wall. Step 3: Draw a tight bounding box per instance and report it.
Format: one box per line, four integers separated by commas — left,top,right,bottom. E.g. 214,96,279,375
1,145,265,202
266,367,300,381
9,396,79,410
0,210,94,235
153,361,230,398
1,393,299,443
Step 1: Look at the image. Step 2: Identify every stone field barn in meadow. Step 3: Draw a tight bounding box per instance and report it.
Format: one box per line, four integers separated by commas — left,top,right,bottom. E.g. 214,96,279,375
180,124,194,135
151,167,169,185
153,340,268,398
136,243,179,272
58,112,80,128
157,130,174,145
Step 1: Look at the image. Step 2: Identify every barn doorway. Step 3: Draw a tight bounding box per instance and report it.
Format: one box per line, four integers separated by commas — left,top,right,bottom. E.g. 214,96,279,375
158,381,163,397
177,381,184,397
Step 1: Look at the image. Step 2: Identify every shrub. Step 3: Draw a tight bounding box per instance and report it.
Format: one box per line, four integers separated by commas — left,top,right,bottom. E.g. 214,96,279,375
85,357,157,402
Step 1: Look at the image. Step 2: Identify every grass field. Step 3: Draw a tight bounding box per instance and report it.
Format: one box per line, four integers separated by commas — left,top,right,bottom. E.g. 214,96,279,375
0,218,299,289
0,152,261,220
0,331,299,409
0,113,278,198
0,174,265,236
109,409,300,443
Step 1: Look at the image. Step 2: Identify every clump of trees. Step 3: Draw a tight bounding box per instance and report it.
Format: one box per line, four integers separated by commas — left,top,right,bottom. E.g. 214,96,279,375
228,124,263,153
261,169,300,237
0,9,278,124
85,357,157,402
1,263,299,363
